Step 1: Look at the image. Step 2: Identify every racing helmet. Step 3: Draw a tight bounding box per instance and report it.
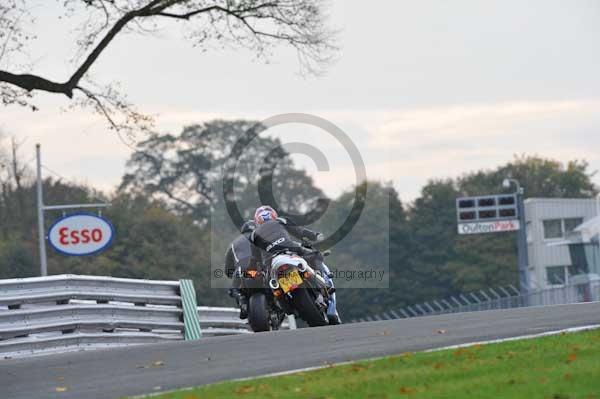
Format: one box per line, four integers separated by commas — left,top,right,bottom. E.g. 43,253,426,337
254,205,278,225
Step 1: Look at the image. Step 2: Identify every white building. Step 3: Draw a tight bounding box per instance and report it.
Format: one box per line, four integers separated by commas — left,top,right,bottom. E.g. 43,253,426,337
524,198,599,289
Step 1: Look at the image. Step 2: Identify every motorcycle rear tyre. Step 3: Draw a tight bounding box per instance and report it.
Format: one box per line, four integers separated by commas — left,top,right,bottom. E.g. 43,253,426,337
291,289,328,327
248,293,271,332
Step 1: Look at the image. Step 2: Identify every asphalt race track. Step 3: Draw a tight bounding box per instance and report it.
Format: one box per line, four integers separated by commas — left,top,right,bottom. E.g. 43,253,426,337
2,302,599,399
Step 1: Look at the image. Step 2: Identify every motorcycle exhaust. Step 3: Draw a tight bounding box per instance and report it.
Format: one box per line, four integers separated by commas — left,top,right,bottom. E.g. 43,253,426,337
298,262,308,273
269,278,280,290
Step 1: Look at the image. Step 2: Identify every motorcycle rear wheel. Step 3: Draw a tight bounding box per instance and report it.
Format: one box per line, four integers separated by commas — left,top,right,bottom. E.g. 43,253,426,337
291,288,328,327
248,293,271,332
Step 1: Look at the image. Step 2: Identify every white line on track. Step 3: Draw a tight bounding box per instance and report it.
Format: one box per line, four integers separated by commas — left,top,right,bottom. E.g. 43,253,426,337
137,323,600,398
423,324,600,353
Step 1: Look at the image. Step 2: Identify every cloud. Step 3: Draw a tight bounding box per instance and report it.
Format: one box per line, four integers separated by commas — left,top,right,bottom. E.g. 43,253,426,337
314,100,600,199
367,100,600,149
2,99,599,202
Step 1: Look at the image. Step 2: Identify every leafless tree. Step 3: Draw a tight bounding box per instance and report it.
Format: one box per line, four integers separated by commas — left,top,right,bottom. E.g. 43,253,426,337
0,0,336,138
0,133,30,225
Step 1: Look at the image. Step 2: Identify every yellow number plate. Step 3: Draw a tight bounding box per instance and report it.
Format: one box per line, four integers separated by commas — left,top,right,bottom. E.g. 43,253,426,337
278,270,303,293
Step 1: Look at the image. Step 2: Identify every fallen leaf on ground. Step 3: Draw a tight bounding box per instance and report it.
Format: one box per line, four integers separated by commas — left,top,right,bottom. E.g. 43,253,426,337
453,348,469,357
235,385,255,394
398,386,416,394
257,384,269,391
566,353,577,363
153,360,165,367
436,329,447,334
55,387,68,393
351,364,367,372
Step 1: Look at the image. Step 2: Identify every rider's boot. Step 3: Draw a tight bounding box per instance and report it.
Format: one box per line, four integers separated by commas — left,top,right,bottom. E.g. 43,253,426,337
238,297,248,320
327,292,342,325
229,288,248,319
319,263,342,325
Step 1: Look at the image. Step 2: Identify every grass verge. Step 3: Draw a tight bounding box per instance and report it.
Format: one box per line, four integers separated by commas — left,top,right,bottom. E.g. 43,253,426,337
142,329,600,399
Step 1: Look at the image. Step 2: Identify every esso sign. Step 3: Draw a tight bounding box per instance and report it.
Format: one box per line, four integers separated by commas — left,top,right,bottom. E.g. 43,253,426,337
48,214,114,256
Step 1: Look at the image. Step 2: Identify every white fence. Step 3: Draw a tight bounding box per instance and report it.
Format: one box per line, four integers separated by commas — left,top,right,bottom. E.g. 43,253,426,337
353,279,600,322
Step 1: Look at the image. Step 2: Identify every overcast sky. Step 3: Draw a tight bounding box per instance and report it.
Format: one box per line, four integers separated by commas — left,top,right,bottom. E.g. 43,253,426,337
2,0,599,201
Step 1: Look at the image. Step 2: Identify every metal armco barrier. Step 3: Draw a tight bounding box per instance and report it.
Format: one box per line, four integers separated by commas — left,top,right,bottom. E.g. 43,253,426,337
0,274,295,358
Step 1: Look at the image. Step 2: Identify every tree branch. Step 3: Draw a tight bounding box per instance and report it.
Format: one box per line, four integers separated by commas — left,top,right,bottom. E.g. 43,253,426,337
66,10,137,90
1,1,160,96
0,70,71,97
1,0,335,132
157,5,220,20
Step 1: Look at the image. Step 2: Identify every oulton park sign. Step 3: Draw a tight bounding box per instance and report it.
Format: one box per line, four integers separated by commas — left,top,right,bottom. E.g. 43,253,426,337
456,194,521,236
457,220,520,235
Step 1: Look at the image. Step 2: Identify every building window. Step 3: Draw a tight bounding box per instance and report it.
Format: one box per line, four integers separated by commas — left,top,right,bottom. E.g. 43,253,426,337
543,219,563,239
564,218,583,234
546,266,566,285
542,218,584,240
546,265,577,286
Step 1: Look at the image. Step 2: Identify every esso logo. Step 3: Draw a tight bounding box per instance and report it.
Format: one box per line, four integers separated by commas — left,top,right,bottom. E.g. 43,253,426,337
48,214,114,256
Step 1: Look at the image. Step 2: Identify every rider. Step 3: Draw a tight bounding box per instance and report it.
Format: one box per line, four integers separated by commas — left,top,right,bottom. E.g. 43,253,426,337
249,205,341,325
225,220,256,319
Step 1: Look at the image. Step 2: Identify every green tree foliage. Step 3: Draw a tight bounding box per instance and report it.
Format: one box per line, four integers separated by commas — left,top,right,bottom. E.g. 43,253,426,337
120,120,326,224
405,179,459,301
412,155,598,297
1,129,598,320
318,181,414,319
119,120,328,276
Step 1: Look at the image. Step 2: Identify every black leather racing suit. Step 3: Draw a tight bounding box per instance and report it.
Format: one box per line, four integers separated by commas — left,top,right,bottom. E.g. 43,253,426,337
249,217,323,272
225,232,253,280
225,231,253,316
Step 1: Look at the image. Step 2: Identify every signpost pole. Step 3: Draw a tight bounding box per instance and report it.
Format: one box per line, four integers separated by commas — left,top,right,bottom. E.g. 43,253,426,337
515,186,530,293
36,144,48,276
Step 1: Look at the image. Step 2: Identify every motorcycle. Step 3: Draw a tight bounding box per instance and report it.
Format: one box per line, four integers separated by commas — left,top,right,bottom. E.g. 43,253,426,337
267,245,333,327
242,243,334,331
